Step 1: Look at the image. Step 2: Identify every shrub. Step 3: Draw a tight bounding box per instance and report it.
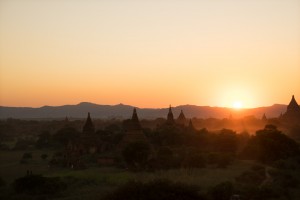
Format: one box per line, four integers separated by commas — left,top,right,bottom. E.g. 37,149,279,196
0,177,5,187
104,179,206,200
241,125,299,163
182,152,206,169
41,154,48,160
209,181,234,200
53,127,80,146
35,131,53,149
155,146,175,169
235,169,265,185
216,154,234,168
20,159,28,164
14,139,35,150
22,152,32,160
206,152,234,168
122,141,151,170
236,184,284,200
273,156,300,170
13,175,66,195
269,170,299,188
214,129,238,153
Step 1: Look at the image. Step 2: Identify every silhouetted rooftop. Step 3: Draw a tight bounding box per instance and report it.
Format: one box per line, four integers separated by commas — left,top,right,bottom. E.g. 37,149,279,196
166,105,174,124
123,108,141,130
177,110,186,125
287,95,300,112
82,112,95,134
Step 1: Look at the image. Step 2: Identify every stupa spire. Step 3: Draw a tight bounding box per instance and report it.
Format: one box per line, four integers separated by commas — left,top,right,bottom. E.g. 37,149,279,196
131,108,141,129
82,112,95,134
282,95,300,122
177,109,186,125
167,105,174,124
188,119,195,130
287,95,300,112
262,113,267,121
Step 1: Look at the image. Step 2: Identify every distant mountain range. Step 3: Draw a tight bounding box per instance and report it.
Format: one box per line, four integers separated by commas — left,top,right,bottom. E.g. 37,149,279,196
0,102,287,119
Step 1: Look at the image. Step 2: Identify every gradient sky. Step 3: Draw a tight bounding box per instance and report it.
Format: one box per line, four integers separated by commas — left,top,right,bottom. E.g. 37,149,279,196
0,0,300,108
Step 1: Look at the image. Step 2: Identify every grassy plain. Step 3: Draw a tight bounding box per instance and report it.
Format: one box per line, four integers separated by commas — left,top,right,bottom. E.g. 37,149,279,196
0,149,255,199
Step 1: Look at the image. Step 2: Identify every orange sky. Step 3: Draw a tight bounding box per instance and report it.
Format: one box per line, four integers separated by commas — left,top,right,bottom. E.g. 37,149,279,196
0,0,300,108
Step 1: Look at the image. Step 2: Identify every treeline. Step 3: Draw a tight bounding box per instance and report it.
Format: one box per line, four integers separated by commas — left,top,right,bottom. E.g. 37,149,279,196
122,124,299,171
4,121,298,172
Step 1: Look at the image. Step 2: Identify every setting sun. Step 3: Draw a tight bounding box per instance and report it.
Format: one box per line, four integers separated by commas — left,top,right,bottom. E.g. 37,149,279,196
0,0,299,108
233,101,243,109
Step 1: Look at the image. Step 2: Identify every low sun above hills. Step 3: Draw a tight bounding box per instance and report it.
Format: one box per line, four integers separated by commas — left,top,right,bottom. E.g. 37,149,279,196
0,1,299,108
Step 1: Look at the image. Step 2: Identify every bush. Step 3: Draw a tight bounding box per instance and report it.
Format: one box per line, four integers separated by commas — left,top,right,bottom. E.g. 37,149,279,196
235,168,265,185
214,129,238,153
14,139,35,150
273,156,300,170
236,184,284,200
0,177,6,187
35,131,53,149
53,127,80,146
104,179,206,200
22,152,32,160
241,125,299,163
182,151,206,169
269,170,299,188
155,146,176,169
41,154,48,160
122,141,151,170
209,181,234,200
13,175,66,195
206,152,234,168
216,154,234,168
20,159,28,164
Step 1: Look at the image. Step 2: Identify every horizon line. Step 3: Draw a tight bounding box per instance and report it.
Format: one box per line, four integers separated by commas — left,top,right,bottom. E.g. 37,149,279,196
0,101,287,110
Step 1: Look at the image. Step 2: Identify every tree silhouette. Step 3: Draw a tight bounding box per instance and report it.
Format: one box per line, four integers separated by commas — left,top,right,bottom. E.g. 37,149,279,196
242,125,299,163
122,141,151,170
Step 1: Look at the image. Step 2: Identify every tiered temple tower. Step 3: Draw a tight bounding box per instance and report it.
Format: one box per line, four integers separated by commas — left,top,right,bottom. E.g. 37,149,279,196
177,110,187,125
119,108,147,148
82,112,95,134
262,113,267,121
188,119,195,131
166,105,175,124
282,95,300,123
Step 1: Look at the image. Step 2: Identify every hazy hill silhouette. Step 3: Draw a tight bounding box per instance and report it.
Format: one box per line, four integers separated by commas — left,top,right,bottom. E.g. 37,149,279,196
0,102,286,119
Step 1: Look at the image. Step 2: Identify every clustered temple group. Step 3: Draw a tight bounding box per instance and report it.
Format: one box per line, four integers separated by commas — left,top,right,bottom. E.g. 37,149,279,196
54,95,300,169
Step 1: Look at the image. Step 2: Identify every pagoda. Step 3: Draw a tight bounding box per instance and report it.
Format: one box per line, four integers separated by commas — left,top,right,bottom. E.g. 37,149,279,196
262,113,267,121
282,95,300,123
82,112,95,134
166,105,175,124
188,119,195,131
119,108,147,148
177,110,187,125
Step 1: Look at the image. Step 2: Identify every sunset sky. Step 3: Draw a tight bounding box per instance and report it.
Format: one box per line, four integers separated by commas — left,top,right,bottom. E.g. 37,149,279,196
0,0,300,108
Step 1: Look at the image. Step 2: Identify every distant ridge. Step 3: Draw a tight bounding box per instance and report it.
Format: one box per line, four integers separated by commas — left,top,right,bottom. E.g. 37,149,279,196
0,102,287,119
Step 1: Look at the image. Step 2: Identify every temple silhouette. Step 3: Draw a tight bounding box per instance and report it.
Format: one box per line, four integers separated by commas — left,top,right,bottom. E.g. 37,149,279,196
60,95,299,169
166,105,175,124
82,112,95,134
177,110,187,125
281,95,300,123
118,108,148,149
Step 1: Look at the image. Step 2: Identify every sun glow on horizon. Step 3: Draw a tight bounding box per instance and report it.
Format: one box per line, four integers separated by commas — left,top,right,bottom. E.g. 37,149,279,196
232,101,243,109
0,1,299,107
